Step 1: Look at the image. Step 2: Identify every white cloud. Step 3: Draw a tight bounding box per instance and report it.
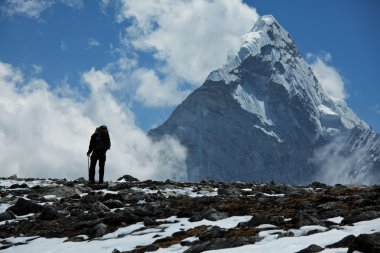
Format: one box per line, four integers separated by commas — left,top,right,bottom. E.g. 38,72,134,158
311,136,373,184
308,52,347,100
113,0,258,107
130,68,189,107
60,40,68,51
32,64,43,74
1,0,52,19
0,61,187,181
88,38,101,48
61,0,84,9
1,0,85,19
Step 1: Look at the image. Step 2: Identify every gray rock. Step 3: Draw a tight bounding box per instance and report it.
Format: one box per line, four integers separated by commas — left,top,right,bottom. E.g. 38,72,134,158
103,199,124,209
291,212,323,227
117,175,139,182
184,236,261,253
0,211,16,221
91,201,110,213
44,186,81,198
39,206,58,220
348,232,380,253
326,235,356,248
74,177,86,184
7,198,43,215
342,211,380,224
94,223,108,237
143,217,158,227
240,214,284,227
190,207,228,222
295,244,323,253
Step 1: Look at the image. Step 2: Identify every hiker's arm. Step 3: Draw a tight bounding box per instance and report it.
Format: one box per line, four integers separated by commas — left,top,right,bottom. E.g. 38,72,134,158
87,133,96,155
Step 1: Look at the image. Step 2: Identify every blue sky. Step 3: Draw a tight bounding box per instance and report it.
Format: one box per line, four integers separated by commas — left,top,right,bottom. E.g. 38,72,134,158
0,0,379,179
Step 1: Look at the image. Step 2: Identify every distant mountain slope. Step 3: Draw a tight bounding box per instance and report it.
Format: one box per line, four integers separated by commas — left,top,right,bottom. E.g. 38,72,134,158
149,15,380,184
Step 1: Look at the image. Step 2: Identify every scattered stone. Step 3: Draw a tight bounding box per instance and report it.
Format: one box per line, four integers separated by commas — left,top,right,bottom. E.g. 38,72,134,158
102,193,124,202
44,186,80,198
91,201,110,213
347,232,380,253
8,174,17,179
342,211,380,225
295,244,323,253
103,199,124,209
184,236,261,253
94,223,108,237
39,206,58,220
7,198,44,216
291,212,323,227
63,181,75,187
117,175,139,182
143,217,158,227
9,183,28,189
0,176,379,253
0,211,16,222
240,214,284,227
326,235,356,248
74,177,86,184
190,207,228,222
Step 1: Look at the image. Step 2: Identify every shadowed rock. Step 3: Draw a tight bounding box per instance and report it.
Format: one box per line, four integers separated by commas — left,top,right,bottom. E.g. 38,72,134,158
7,198,43,215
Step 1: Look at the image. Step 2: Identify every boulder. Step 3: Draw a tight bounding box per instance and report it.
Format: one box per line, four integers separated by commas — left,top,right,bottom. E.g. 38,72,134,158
44,186,81,198
347,233,380,253
0,211,16,221
342,211,380,225
295,244,323,253
117,175,139,182
190,207,228,222
326,235,356,248
39,206,58,220
184,236,261,253
94,223,108,237
91,201,110,213
291,212,323,227
7,198,43,215
103,199,124,209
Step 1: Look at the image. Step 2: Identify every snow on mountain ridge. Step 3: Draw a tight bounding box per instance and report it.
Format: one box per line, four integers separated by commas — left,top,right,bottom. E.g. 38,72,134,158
208,15,367,134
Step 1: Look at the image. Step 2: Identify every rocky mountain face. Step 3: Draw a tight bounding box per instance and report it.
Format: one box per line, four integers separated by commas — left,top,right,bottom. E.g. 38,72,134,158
1,176,380,252
149,15,380,184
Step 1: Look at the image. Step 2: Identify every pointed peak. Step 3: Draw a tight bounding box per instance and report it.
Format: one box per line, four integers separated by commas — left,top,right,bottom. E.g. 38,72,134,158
256,15,277,27
251,15,283,33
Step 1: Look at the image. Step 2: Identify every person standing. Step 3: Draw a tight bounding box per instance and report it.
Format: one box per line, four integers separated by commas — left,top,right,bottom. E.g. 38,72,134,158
87,125,111,184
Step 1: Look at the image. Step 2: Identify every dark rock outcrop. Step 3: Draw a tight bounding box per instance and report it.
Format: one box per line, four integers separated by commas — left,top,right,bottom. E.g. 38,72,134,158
7,198,44,216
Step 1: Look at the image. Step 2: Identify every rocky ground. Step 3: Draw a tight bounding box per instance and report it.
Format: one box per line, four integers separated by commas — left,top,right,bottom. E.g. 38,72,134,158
0,175,379,253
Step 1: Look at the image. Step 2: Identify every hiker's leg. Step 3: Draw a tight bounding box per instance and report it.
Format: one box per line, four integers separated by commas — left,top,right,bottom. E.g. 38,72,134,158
98,153,106,184
89,153,98,183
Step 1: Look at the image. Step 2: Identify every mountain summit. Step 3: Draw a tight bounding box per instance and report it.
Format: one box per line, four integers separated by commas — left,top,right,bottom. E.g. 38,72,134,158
149,15,380,184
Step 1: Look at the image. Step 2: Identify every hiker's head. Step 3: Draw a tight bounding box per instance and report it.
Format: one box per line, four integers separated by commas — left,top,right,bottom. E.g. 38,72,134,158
97,125,108,133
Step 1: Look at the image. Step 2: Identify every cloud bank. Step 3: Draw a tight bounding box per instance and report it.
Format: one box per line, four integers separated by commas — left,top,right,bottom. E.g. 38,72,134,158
307,52,347,100
113,0,259,107
310,136,374,185
0,0,84,19
0,61,186,181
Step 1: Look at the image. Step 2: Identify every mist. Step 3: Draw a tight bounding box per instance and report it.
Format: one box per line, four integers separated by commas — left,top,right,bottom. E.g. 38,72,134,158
0,62,187,181
310,136,374,185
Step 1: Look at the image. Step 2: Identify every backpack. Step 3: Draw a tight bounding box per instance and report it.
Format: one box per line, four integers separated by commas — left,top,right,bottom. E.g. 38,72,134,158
96,125,111,151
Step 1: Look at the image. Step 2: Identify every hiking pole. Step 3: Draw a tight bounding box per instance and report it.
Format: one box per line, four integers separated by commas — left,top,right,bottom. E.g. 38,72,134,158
88,155,90,180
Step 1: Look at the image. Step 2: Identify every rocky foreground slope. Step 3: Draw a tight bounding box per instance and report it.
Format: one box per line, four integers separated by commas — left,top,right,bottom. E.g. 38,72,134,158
0,176,380,252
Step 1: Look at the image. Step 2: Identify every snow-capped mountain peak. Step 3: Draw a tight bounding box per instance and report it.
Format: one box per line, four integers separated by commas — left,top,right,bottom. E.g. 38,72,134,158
149,15,379,184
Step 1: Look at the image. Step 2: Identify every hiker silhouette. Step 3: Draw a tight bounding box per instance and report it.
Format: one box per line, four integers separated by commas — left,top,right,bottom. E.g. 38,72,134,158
87,125,111,184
